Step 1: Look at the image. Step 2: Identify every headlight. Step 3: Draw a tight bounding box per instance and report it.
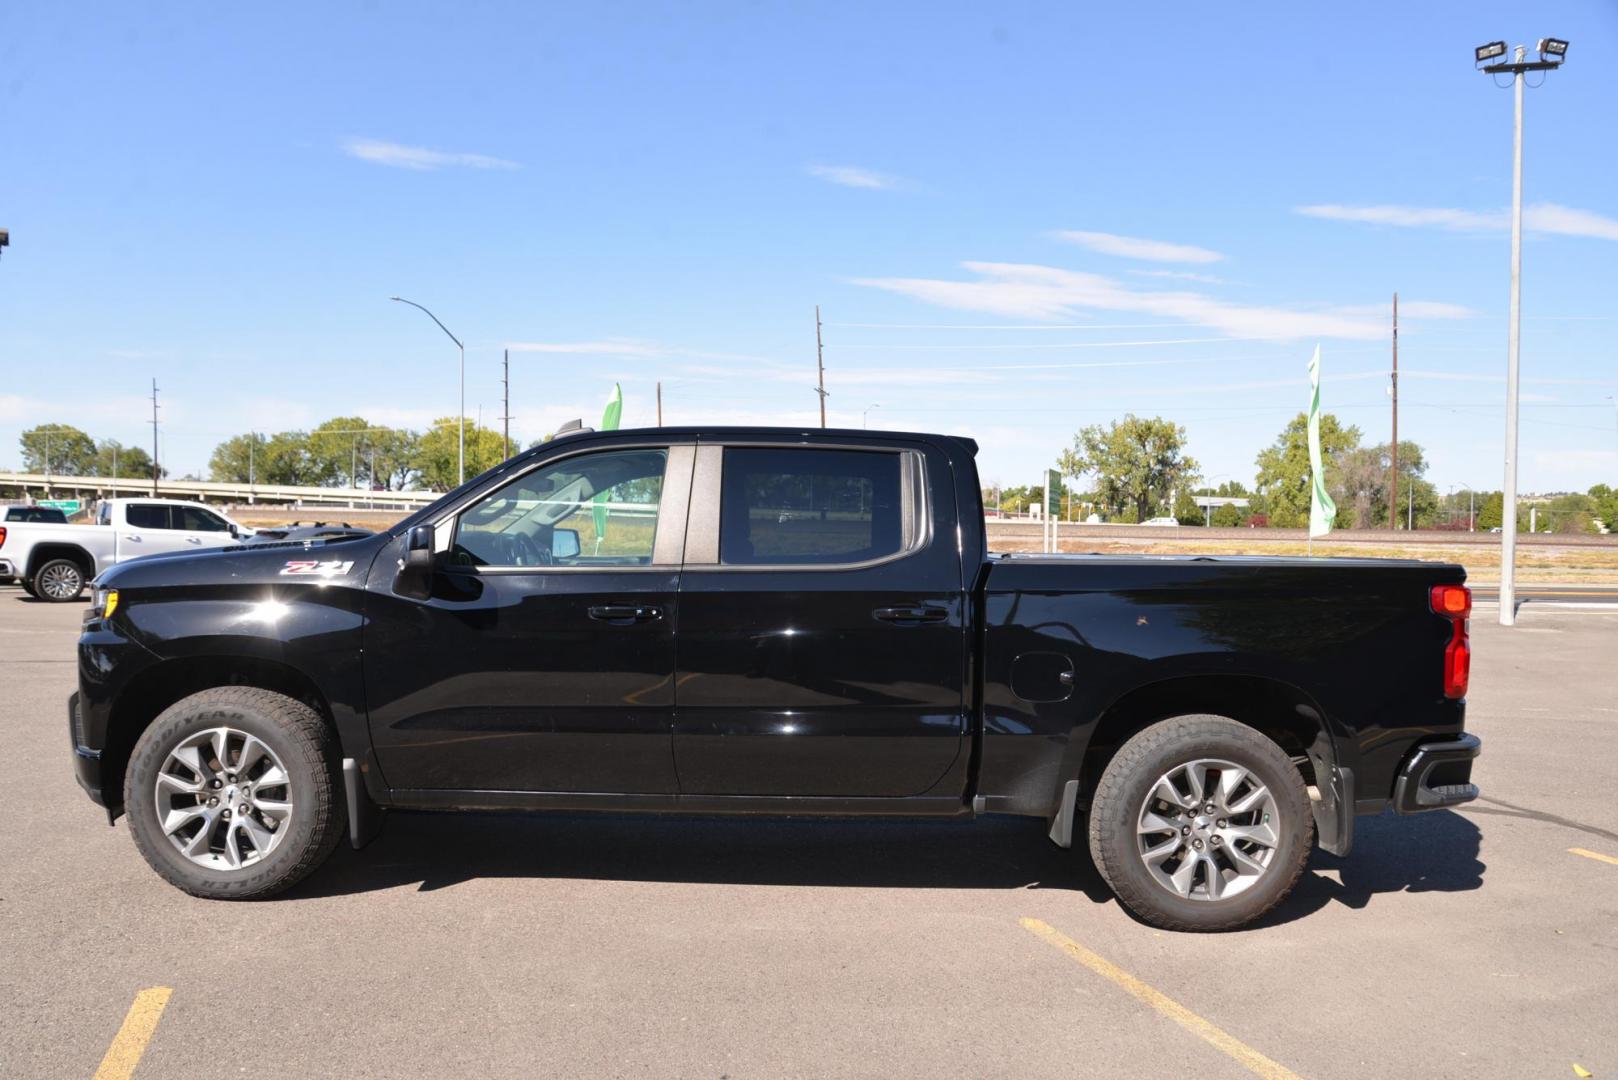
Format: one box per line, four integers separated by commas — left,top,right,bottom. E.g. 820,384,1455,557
90,588,120,619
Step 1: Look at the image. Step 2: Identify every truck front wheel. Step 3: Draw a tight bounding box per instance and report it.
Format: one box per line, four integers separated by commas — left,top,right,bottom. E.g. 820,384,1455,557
124,687,347,899
1087,715,1312,932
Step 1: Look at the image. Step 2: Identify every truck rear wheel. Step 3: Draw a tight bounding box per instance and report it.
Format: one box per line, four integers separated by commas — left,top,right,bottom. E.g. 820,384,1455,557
1087,715,1312,932
124,687,346,899
33,558,86,601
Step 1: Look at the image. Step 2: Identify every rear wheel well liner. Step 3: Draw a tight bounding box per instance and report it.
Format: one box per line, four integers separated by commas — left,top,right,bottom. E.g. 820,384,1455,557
1070,674,1339,818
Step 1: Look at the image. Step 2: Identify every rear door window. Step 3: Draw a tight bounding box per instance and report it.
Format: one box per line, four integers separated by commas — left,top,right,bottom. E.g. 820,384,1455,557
718,448,918,566
124,504,172,530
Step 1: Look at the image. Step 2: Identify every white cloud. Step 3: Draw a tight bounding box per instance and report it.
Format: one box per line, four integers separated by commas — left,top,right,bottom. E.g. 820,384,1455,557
1332,300,1478,319
1296,202,1618,241
505,339,665,357
1127,269,1228,285
341,138,519,171
1054,231,1225,264
808,164,900,190
853,261,1385,340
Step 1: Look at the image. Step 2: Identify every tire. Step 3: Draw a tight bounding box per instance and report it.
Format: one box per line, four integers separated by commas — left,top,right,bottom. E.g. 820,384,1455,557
19,577,39,597
124,687,347,899
1087,715,1312,932
32,558,86,602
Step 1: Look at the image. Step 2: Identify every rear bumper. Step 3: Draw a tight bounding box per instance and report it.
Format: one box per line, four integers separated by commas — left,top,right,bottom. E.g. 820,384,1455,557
1392,733,1481,813
0,557,17,580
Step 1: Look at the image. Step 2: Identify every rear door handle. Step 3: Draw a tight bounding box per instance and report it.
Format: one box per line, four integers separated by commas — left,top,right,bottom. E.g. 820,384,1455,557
872,606,950,625
185,537,203,544
588,604,663,624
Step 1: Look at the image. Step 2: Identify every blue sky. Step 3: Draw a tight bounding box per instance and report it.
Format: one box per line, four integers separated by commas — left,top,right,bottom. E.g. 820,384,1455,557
4,1,1616,494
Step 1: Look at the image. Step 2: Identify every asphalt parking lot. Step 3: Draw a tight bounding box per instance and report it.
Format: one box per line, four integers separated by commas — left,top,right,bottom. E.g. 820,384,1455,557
3,590,1616,1080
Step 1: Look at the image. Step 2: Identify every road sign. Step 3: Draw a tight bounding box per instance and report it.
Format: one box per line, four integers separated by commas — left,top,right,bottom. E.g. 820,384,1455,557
38,499,82,515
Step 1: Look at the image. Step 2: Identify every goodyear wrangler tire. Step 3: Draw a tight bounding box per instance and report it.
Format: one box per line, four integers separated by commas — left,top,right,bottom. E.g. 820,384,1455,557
124,687,346,899
1087,715,1312,932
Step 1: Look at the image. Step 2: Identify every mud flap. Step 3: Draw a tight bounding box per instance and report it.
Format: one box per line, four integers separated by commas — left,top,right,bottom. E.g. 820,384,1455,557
343,758,386,850
1308,730,1354,856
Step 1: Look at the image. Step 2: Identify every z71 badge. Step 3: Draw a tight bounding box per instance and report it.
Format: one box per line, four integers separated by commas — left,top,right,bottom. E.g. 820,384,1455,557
279,560,355,578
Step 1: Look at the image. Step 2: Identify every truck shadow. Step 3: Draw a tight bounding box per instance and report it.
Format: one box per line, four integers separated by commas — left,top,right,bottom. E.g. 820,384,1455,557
1256,808,1485,928
291,807,1484,927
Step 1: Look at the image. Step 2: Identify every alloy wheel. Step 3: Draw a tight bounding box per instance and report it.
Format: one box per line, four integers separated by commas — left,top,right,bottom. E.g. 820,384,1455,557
1135,757,1280,902
154,727,294,870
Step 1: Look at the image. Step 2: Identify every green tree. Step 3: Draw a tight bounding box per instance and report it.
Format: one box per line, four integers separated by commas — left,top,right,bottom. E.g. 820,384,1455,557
306,416,371,487
1173,489,1206,526
1253,412,1360,528
93,440,161,480
415,419,509,491
209,433,268,484
208,431,324,486
1590,484,1618,532
1060,415,1199,522
1474,491,1505,530
367,427,422,490
21,424,97,475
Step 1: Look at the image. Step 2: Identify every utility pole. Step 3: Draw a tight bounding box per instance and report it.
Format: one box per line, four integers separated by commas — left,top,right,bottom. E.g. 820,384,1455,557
814,305,828,428
150,378,161,495
1390,292,1398,529
656,381,663,427
501,348,512,460
1477,36,1568,625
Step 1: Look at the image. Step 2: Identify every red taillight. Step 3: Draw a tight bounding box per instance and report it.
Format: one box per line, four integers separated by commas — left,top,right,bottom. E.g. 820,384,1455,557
0,526,7,549
1430,584,1471,618
1430,583,1471,699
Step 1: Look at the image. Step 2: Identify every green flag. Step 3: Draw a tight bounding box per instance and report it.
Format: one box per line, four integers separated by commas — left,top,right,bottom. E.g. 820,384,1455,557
591,383,623,552
1307,345,1337,539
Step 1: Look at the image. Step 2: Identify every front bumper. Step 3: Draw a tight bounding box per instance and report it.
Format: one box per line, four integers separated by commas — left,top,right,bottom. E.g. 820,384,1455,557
69,691,112,813
1393,733,1481,813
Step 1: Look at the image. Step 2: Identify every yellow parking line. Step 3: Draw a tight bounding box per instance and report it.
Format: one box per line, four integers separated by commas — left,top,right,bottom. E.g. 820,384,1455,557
92,987,172,1080
1020,918,1304,1080
1569,847,1618,867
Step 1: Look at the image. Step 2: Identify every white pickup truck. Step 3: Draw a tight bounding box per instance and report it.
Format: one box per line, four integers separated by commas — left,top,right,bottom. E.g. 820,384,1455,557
0,498,253,601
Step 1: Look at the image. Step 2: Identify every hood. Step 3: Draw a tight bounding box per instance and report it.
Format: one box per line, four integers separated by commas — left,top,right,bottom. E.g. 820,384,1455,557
97,532,391,590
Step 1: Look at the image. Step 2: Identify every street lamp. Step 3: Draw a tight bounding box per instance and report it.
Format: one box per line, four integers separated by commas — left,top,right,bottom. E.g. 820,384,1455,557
862,403,881,429
1476,37,1568,626
391,296,466,486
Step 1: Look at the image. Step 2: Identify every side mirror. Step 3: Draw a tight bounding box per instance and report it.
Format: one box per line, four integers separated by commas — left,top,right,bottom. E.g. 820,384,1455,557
394,524,436,599
228,524,241,539
552,527,581,561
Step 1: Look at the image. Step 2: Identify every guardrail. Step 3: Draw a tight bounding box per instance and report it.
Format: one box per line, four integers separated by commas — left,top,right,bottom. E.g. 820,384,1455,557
0,471,440,509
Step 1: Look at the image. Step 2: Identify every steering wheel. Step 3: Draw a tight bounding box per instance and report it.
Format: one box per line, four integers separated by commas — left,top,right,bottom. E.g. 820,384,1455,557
510,532,550,567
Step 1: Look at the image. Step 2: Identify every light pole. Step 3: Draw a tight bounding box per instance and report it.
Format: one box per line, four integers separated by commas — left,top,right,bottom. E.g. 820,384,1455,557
1476,37,1567,625
391,296,466,486
862,403,881,429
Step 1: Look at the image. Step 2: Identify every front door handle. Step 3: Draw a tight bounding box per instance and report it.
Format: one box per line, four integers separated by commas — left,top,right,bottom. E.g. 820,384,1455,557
588,604,663,625
872,606,950,625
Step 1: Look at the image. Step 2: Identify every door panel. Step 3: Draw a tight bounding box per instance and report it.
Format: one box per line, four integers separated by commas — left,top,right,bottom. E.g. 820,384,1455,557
120,503,189,558
672,443,967,798
364,442,689,794
364,568,680,792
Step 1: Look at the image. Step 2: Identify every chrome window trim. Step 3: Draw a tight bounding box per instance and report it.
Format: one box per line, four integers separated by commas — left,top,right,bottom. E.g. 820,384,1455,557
436,441,695,572
683,442,932,573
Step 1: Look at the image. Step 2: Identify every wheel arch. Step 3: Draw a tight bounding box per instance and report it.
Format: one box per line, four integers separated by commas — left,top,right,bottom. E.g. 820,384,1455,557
1056,672,1352,855
26,542,95,580
98,654,338,813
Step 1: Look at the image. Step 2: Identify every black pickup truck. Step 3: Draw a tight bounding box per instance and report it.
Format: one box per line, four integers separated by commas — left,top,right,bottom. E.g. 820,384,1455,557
70,426,1479,930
